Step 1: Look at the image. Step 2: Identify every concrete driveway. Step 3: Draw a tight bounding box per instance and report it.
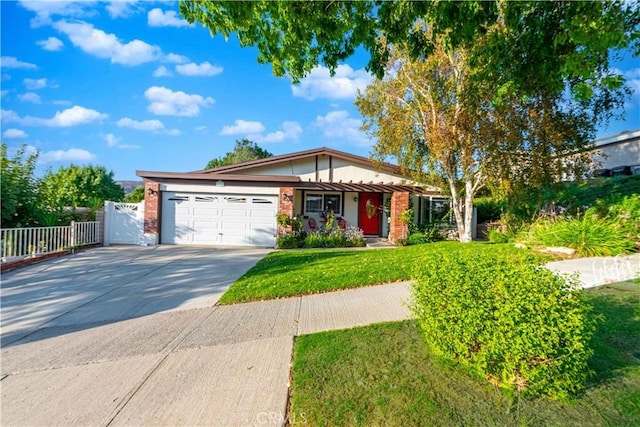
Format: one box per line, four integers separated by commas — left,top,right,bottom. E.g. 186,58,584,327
1,245,269,346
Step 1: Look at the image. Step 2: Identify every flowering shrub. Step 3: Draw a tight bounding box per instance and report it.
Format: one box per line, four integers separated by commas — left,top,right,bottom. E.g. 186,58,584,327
275,213,365,249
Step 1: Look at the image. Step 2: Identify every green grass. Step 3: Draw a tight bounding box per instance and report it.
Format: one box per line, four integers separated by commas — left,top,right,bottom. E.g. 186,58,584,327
289,282,640,426
219,242,526,304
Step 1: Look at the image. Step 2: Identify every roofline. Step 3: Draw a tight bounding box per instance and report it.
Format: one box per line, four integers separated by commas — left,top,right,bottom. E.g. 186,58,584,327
136,170,301,183
593,129,640,148
191,147,404,176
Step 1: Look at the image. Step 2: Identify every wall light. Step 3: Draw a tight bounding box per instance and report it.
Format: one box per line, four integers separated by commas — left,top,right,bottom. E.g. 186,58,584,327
282,193,293,202
147,187,157,196
353,196,358,202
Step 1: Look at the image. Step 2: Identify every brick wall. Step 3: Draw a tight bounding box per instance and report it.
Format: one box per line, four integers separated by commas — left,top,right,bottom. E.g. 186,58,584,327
278,186,294,234
143,181,160,243
389,192,409,244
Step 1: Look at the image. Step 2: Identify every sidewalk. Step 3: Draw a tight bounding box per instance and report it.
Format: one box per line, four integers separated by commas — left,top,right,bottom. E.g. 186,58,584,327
1,281,412,426
546,253,640,288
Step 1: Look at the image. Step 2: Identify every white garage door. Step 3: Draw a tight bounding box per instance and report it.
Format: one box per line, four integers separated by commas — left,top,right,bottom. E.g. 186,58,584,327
161,192,278,247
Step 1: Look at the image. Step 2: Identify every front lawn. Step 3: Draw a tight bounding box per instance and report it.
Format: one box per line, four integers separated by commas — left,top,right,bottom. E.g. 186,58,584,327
289,281,640,426
219,242,527,304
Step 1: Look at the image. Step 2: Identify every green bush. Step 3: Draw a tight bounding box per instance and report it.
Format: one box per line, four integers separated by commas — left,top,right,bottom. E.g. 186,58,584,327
488,228,509,243
475,197,507,223
525,214,634,257
593,194,640,248
276,232,303,249
411,245,597,400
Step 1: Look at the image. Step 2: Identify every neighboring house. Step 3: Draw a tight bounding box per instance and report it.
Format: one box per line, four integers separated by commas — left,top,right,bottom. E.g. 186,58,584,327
590,129,640,175
137,147,445,247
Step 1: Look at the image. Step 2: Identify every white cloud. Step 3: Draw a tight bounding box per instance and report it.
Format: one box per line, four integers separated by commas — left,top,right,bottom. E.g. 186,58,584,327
104,133,121,147
220,120,265,135
1,109,21,124
175,61,223,77
164,53,189,64
313,110,368,146
14,105,108,127
147,8,193,28
624,68,640,102
39,148,96,163
625,68,640,79
23,78,50,90
195,125,207,131
1,56,38,69
53,20,161,66
116,117,180,135
292,65,372,100
144,86,214,117
252,121,303,143
37,36,64,51
3,128,29,139
0,90,7,98
153,65,172,77
18,0,96,27
105,1,139,19
18,92,42,104
53,99,72,106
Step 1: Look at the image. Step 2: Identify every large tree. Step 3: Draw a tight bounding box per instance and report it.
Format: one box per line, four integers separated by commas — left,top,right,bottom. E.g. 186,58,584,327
1,143,41,227
205,139,273,169
356,38,594,242
39,165,124,209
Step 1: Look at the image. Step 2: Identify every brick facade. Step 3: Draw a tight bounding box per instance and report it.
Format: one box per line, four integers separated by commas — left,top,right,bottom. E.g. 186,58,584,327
278,186,294,234
143,181,160,243
388,192,410,244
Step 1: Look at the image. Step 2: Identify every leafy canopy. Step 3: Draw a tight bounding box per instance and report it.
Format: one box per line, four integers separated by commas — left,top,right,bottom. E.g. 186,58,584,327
1,143,41,227
205,139,273,169
180,0,638,106
40,164,124,209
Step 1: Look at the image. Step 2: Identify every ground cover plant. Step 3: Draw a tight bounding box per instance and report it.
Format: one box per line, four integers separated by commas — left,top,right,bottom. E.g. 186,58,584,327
276,212,366,249
289,280,640,426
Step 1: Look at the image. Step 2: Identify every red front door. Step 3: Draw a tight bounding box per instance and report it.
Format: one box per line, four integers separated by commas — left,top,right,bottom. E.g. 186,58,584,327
359,192,381,235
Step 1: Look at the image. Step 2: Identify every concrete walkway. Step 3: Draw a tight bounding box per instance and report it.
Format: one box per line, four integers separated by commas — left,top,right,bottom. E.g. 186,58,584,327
546,253,640,288
1,246,411,426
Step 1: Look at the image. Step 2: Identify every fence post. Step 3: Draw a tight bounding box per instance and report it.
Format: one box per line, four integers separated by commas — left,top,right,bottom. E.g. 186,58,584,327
70,221,76,252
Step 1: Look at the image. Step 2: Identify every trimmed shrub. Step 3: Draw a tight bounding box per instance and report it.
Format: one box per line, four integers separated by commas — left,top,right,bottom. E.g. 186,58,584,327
276,232,303,249
411,245,597,400
475,197,507,223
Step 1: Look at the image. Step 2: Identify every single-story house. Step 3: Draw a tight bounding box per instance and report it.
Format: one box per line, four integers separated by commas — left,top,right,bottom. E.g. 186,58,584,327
136,147,446,247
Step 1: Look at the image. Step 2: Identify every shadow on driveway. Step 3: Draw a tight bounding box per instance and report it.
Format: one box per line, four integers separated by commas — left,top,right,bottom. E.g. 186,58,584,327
0,245,270,347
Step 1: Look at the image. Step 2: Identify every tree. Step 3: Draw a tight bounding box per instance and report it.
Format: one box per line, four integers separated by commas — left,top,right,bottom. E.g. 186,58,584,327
1,143,42,227
356,38,594,242
40,165,124,209
205,139,273,169
124,186,145,203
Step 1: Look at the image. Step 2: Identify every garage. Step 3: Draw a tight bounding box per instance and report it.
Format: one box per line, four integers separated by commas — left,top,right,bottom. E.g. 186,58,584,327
161,192,278,247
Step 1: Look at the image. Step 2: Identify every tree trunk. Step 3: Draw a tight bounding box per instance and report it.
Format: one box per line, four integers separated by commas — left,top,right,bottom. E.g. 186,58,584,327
449,178,474,243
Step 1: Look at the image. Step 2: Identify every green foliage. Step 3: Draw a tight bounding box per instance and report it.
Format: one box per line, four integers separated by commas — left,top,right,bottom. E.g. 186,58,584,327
475,197,506,223
412,245,598,400
1,143,42,227
40,164,124,209
205,139,272,169
592,194,640,249
488,229,509,243
275,232,303,249
124,186,145,203
524,213,635,257
407,222,444,245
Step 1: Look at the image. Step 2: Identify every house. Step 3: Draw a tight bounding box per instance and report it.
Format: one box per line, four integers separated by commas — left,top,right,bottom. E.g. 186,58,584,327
136,147,445,247
589,129,640,176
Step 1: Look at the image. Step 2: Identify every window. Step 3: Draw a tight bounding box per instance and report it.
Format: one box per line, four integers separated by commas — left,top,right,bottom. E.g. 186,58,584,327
305,193,342,215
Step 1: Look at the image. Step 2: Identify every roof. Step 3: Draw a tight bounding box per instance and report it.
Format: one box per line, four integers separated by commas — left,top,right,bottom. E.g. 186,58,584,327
136,171,300,183
593,129,640,148
192,146,404,176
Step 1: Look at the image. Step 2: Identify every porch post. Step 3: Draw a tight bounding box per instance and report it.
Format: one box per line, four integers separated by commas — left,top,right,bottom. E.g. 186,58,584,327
278,186,294,234
389,192,410,245
143,181,160,245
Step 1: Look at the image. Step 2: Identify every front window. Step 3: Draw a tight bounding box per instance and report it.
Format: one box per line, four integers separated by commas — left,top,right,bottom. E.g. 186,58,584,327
305,193,342,215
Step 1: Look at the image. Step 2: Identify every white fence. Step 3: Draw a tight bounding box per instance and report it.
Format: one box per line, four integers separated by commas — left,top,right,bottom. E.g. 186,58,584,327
1,221,101,262
103,201,144,246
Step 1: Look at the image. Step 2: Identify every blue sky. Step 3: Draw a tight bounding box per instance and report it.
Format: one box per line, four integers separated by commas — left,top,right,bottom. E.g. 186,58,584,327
1,1,639,181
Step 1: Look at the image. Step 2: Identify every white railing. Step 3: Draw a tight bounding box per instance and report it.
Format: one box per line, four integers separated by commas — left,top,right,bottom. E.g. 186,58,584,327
1,221,101,262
